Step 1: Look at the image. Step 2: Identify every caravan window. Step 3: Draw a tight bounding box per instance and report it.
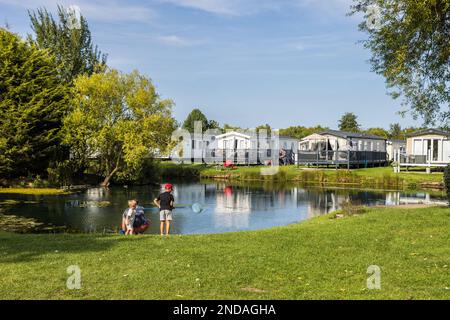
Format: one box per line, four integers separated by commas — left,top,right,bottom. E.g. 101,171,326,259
433,139,439,161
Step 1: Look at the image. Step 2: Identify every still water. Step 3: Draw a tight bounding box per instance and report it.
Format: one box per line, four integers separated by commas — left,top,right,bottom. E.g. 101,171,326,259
0,181,446,234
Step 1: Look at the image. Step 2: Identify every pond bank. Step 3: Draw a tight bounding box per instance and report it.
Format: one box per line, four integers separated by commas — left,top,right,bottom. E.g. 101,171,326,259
198,165,445,191
0,188,72,195
1,205,449,299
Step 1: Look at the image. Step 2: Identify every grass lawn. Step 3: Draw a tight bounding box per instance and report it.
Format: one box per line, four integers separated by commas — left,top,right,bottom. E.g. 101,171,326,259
1,206,450,299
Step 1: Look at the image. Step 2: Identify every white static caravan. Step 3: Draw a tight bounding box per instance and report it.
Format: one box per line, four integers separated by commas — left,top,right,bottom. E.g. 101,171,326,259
386,139,406,161
215,131,299,151
215,131,253,150
299,133,327,151
403,129,450,167
212,131,257,165
213,131,299,165
170,129,218,163
300,130,387,152
298,130,387,167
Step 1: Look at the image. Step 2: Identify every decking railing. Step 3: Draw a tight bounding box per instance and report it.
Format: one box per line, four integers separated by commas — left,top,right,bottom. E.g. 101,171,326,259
398,154,427,165
200,148,293,165
297,150,387,168
396,153,449,167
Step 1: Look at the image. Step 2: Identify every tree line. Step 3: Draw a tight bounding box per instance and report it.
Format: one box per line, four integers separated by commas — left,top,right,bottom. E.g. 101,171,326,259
182,109,420,141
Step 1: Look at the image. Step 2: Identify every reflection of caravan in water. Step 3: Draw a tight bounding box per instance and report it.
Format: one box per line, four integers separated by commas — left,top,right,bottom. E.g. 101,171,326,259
297,189,445,216
386,192,446,206
214,185,251,229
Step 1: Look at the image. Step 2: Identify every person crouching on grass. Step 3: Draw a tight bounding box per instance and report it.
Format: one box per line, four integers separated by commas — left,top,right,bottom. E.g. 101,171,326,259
121,200,150,235
125,200,136,235
154,184,174,236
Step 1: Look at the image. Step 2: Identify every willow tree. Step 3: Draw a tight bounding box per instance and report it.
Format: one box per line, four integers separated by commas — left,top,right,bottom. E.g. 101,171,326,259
63,69,177,186
351,0,450,126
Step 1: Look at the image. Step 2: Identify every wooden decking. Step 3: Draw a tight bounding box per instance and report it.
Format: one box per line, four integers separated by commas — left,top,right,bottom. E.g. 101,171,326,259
297,150,388,168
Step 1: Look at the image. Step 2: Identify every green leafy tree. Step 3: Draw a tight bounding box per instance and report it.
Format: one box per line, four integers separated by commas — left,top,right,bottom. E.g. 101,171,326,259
403,126,420,136
365,127,389,138
182,108,220,132
222,124,242,132
29,5,107,84
350,0,450,126
207,120,221,130
338,112,360,132
256,124,272,135
63,69,177,186
0,28,69,177
389,123,403,140
279,125,328,140
182,109,208,132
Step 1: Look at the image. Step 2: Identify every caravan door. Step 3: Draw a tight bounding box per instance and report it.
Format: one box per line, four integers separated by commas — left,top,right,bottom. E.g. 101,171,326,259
413,139,423,155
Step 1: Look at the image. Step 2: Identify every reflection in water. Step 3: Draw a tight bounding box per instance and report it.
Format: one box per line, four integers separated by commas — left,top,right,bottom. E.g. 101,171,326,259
0,182,446,234
215,185,251,229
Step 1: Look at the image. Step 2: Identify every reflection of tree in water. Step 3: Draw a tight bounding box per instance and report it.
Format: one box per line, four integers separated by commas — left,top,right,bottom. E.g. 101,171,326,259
300,188,439,216
297,189,390,217
297,189,341,217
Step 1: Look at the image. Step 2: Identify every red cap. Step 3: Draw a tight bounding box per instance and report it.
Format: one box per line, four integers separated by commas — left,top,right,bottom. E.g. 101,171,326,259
165,184,173,190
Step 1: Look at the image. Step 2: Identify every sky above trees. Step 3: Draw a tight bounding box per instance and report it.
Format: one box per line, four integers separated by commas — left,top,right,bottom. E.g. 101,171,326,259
0,0,423,130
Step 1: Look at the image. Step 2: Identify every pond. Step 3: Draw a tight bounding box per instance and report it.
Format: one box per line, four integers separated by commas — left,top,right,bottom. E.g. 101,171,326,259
0,181,446,234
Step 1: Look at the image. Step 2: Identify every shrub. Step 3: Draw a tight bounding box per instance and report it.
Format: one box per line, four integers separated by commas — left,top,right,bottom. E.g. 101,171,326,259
340,199,367,217
444,165,450,204
47,161,75,187
31,175,49,188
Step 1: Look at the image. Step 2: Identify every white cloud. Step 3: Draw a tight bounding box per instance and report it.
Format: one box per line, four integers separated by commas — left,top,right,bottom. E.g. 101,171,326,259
0,0,155,23
81,2,155,23
102,30,205,47
289,34,354,51
161,0,237,15
157,34,200,46
161,0,353,16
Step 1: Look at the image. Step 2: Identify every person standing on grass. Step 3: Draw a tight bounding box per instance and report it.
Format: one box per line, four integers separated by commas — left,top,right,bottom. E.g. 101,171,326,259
154,184,175,236
124,200,136,235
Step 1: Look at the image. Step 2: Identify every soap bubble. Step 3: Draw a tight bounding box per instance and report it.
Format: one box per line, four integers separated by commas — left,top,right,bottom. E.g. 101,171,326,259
192,203,203,213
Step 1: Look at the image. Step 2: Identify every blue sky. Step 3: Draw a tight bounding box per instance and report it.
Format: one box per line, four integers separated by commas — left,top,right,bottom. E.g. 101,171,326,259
0,0,419,130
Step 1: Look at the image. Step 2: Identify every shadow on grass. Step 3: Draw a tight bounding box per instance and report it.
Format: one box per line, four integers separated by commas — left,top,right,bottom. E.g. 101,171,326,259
0,232,151,264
